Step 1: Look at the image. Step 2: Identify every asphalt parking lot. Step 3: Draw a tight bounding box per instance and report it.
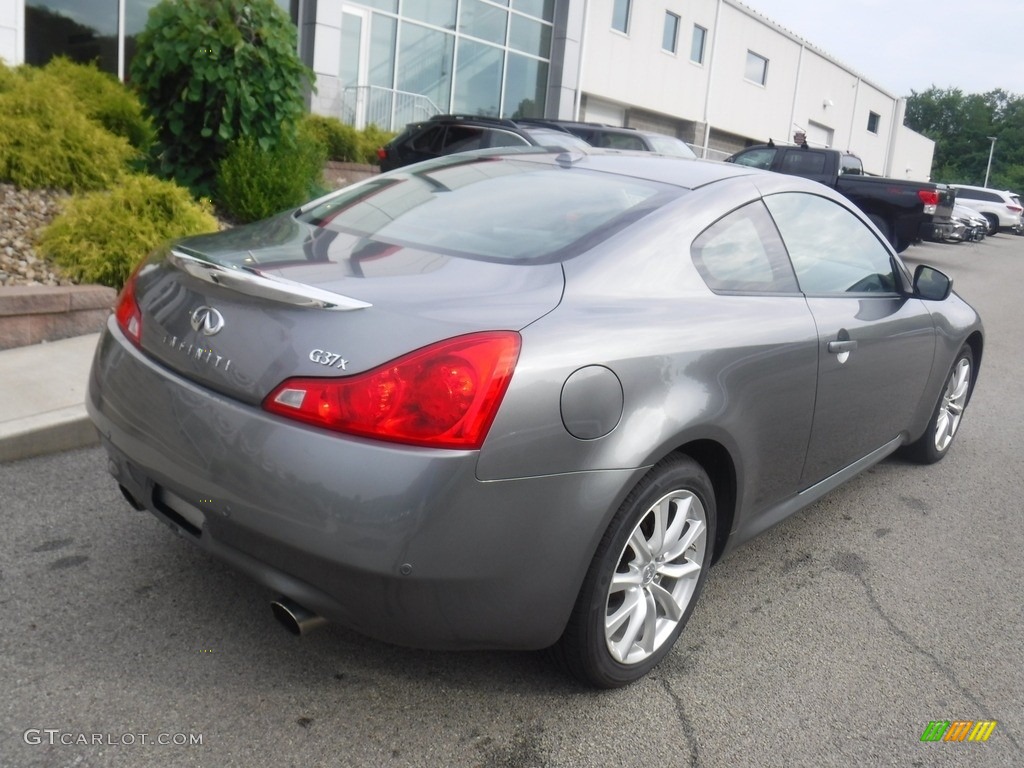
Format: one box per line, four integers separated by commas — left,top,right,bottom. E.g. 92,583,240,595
1,234,1022,768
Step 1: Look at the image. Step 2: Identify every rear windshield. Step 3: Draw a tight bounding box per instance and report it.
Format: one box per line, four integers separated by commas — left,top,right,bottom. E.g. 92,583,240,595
297,155,680,263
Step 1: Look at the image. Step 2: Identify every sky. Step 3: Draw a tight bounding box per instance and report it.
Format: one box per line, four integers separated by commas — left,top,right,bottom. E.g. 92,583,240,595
740,0,1024,98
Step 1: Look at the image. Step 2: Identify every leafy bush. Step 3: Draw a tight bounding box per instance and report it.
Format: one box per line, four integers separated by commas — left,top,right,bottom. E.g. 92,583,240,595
217,123,327,223
303,114,360,162
131,0,314,195
358,124,395,165
41,57,155,153
0,67,137,191
38,174,219,288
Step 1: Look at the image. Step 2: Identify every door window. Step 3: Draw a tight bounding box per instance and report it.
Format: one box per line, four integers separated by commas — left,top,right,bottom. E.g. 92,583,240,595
730,148,776,169
764,193,897,295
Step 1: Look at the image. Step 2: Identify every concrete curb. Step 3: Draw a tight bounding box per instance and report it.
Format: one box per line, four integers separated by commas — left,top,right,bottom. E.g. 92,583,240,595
0,332,99,463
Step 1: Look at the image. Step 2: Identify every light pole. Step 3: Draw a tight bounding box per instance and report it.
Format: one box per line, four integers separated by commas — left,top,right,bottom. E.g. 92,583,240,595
984,136,997,188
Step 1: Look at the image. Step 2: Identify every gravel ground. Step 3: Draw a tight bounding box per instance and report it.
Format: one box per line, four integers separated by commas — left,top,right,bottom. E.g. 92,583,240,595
0,165,373,289
0,183,73,287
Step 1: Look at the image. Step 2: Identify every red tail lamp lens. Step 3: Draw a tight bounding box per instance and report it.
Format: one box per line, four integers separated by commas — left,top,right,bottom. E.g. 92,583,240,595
115,270,142,346
264,332,521,449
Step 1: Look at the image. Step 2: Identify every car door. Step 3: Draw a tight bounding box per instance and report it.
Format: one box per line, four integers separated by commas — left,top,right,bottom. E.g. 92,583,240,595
763,192,936,485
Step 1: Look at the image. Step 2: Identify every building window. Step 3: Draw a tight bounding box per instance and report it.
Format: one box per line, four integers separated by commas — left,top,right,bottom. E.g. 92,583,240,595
867,111,881,134
690,25,707,64
612,0,631,34
745,50,768,85
662,12,680,53
25,0,119,74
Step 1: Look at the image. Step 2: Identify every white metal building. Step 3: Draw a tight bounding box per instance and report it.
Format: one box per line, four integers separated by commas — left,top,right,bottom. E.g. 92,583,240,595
0,0,935,180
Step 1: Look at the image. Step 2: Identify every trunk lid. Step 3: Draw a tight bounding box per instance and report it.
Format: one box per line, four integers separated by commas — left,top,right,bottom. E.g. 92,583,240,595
134,213,564,405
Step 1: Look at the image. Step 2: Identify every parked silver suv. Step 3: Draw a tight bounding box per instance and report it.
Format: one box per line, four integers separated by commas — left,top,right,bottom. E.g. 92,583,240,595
948,184,1022,234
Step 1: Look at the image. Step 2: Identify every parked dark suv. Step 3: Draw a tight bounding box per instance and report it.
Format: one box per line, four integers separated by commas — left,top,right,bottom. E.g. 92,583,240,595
377,114,590,171
518,119,698,158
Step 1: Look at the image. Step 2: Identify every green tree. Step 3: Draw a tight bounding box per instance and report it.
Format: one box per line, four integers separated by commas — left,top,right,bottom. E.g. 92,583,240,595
130,0,313,195
905,86,1024,190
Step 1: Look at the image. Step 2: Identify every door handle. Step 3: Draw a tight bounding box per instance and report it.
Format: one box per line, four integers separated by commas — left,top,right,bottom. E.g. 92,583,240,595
827,340,858,354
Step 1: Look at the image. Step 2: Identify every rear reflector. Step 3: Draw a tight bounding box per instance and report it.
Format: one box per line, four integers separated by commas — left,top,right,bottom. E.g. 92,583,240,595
263,331,521,449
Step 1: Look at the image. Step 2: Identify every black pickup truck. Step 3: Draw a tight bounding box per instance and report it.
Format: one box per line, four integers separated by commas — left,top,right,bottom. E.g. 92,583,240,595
725,144,954,252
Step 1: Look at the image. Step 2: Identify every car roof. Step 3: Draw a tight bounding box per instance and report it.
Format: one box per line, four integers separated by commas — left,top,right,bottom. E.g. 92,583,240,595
949,183,1015,195
433,146,763,189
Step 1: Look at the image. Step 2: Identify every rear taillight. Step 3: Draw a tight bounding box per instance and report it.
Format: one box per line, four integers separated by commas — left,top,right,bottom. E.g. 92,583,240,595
263,331,521,449
115,268,143,346
376,147,387,160
917,189,939,214
1007,204,1022,213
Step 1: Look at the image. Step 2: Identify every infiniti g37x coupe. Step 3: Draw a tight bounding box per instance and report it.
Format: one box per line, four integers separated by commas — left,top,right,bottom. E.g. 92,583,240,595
87,148,982,688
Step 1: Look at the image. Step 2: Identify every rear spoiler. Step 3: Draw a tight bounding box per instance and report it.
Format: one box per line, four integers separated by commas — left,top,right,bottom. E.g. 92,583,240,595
169,249,373,311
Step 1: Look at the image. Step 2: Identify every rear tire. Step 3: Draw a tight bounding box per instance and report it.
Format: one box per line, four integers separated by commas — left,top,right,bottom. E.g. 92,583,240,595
554,455,716,688
903,345,974,464
983,213,999,235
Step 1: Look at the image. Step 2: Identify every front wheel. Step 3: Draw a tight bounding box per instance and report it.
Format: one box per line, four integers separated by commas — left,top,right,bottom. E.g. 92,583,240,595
904,345,974,464
555,456,716,688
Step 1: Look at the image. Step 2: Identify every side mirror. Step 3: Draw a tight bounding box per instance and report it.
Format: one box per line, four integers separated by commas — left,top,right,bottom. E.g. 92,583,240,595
913,264,952,301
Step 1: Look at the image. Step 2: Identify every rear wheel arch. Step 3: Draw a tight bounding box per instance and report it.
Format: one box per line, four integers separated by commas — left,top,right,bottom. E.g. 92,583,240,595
965,332,983,388
672,440,736,564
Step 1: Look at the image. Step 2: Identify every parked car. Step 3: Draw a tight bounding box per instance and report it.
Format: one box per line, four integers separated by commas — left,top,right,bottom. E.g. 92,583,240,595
88,149,983,688
377,114,590,171
726,143,952,252
518,119,698,158
947,204,988,242
947,184,1023,234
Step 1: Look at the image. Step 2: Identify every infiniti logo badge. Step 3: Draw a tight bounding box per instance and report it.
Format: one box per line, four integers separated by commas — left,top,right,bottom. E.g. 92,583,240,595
190,306,225,336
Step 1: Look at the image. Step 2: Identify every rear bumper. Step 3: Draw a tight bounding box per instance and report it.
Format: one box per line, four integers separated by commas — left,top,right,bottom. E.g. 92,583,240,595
87,320,641,650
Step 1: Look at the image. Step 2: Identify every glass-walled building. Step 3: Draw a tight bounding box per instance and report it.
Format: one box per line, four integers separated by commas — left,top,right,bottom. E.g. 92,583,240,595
313,1,556,129
6,0,559,129
21,0,294,81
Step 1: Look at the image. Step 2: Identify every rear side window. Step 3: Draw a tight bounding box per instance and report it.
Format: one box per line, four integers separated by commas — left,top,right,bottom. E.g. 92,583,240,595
442,126,487,154
956,188,999,202
691,202,798,293
487,130,531,148
410,125,445,153
780,151,826,176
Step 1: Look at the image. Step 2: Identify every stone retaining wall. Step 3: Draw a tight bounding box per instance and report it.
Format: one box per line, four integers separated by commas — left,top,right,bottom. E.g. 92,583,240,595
0,285,116,350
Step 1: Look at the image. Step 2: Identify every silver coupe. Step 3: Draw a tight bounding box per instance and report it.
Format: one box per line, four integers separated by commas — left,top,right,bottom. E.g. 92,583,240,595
87,148,982,687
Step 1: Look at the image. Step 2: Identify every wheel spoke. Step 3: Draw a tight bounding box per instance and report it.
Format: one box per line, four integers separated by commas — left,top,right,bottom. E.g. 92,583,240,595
640,591,658,654
648,582,685,621
607,590,647,661
662,517,706,562
609,565,644,593
662,495,691,552
649,497,671,556
628,527,653,563
657,559,701,582
605,587,642,636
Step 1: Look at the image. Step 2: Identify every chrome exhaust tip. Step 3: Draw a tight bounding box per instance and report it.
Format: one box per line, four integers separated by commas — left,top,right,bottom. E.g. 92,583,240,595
271,597,326,636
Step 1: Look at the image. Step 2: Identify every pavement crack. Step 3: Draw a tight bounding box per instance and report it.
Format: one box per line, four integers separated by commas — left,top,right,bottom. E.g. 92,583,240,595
660,678,701,767
833,552,1022,755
